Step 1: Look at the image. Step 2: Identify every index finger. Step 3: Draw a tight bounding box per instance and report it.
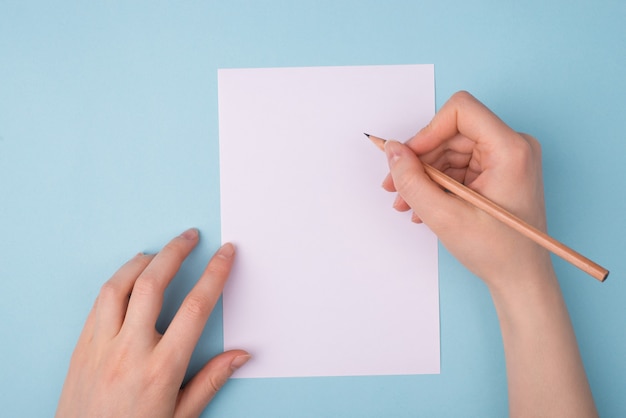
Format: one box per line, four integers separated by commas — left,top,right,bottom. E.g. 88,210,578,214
158,243,236,369
406,91,517,155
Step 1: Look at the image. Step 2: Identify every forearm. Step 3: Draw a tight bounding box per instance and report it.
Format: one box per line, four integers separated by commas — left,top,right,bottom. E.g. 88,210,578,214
490,263,597,417
384,91,597,415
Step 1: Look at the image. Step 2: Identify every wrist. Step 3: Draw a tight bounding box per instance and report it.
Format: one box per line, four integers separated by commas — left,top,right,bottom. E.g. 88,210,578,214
480,236,557,295
487,254,562,332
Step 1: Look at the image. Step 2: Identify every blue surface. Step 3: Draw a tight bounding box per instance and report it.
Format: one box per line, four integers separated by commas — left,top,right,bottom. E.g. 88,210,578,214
1,1,624,416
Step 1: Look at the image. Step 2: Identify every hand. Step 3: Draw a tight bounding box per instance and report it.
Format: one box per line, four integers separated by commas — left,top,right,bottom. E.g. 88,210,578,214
383,91,551,290
383,91,597,416
56,229,249,418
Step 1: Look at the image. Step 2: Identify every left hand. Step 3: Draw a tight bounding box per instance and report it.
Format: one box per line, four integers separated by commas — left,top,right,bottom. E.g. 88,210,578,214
56,228,249,418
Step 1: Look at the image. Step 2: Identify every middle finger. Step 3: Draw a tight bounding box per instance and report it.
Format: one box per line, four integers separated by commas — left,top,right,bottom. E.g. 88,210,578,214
122,229,200,335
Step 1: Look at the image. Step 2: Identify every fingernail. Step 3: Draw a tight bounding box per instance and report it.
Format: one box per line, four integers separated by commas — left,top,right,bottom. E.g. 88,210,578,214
181,228,199,240
384,140,401,166
230,354,251,371
217,242,235,259
392,194,404,210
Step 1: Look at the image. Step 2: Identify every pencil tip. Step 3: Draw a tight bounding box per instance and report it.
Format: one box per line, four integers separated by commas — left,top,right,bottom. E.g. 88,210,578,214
364,133,386,151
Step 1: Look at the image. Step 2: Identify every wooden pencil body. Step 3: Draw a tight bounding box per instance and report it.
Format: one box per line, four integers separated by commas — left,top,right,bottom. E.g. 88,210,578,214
366,134,608,282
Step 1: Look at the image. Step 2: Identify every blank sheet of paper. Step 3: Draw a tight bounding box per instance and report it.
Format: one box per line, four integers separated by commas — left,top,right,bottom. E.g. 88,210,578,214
218,64,439,378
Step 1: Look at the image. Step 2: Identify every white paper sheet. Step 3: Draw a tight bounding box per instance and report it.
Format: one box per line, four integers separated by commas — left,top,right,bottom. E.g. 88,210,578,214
218,64,439,378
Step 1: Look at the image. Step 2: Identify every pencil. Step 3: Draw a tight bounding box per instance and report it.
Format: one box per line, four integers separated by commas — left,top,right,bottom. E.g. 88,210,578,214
365,133,609,282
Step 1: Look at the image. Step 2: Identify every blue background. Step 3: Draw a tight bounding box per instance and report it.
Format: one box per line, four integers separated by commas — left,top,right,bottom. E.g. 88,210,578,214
1,1,624,416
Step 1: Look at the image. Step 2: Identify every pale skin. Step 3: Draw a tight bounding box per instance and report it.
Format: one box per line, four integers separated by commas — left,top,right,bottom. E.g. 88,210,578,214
57,91,596,417
55,229,250,418
383,91,597,417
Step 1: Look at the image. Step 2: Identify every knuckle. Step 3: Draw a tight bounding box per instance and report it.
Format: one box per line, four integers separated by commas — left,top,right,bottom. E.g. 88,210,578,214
99,279,124,300
131,275,160,297
450,90,475,104
207,373,227,397
520,133,542,155
511,135,536,165
394,170,422,198
206,257,232,278
144,367,174,391
182,294,212,319
161,241,188,264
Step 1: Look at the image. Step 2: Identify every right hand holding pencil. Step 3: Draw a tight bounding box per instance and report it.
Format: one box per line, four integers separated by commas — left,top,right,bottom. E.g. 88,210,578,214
382,90,553,291
382,91,598,417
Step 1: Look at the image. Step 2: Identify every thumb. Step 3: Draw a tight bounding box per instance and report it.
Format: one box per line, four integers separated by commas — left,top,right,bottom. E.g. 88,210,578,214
175,350,250,418
384,140,461,229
